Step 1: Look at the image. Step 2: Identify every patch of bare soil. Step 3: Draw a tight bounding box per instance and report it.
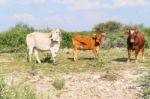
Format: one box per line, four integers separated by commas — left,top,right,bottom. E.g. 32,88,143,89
0,57,14,62
4,66,148,99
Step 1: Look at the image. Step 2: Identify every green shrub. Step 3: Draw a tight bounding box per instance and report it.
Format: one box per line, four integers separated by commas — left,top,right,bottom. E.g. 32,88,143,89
61,32,73,48
144,28,150,48
52,77,65,90
102,32,126,49
0,23,34,53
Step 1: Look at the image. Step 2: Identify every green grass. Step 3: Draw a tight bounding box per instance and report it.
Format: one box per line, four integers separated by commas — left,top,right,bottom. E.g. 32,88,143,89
0,48,149,75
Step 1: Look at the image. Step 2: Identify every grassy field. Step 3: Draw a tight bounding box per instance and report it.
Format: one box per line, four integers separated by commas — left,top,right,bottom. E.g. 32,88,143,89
0,48,150,74
0,48,150,99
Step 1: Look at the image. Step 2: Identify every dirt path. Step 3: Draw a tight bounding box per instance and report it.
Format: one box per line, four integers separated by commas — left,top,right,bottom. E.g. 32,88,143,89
4,65,148,99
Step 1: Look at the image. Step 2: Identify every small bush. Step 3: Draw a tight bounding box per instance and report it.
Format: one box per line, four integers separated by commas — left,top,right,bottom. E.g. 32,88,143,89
52,77,65,90
101,71,120,81
61,32,73,48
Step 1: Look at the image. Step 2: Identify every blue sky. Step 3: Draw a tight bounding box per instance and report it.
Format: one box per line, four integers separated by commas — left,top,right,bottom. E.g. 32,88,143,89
0,0,150,31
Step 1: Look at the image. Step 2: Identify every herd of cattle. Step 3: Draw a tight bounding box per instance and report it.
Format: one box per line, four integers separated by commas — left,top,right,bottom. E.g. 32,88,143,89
26,28,145,64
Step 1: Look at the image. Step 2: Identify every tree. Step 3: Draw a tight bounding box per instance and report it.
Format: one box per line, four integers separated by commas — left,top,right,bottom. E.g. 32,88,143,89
93,23,106,32
121,24,144,32
93,21,122,33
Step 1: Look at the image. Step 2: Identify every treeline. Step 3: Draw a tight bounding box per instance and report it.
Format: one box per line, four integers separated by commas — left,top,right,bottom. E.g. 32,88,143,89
0,21,150,53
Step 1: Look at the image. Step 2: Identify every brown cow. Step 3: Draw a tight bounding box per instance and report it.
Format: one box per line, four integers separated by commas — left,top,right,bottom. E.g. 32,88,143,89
72,32,103,61
125,29,145,63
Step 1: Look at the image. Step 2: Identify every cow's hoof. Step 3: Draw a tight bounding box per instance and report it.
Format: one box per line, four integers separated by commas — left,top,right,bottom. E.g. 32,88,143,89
74,60,77,62
53,62,57,65
127,60,130,63
135,61,138,64
127,60,130,64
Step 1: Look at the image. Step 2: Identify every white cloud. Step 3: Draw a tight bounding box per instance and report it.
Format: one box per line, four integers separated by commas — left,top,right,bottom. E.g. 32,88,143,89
55,0,100,10
0,0,48,5
11,13,37,23
1,0,149,8
110,0,150,8
0,0,12,4
55,0,150,10
45,15,74,25
17,0,48,5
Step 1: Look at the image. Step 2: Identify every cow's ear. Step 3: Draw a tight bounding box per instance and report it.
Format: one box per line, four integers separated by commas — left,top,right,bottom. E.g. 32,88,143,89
124,32,129,35
59,32,61,36
102,33,105,37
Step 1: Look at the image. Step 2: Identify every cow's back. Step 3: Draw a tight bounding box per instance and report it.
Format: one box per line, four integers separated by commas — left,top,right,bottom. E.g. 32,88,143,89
72,34,95,49
26,32,52,51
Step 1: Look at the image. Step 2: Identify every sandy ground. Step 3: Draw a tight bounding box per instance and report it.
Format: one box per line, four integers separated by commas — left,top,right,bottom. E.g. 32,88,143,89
4,65,148,99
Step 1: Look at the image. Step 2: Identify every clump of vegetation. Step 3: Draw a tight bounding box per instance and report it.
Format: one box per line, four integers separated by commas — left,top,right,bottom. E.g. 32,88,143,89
0,76,36,99
61,32,73,48
13,53,26,61
0,21,149,53
0,23,34,53
89,50,111,67
101,71,120,81
0,76,7,99
142,75,150,99
93,21,122,33
52,77,65,90
144,28,150,48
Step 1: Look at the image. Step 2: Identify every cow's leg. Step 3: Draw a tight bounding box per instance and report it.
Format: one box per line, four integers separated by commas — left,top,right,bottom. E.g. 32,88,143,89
92,49,97,59
51,51,57,64
27,46,33,62
141,47,145,62
73,47,78,61
50,48,57,64
50,44,60,64
34,49,41,64
127,49,131,63
135,49,140,63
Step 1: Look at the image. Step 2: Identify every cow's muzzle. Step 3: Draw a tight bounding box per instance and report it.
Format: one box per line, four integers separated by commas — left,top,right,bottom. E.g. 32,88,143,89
130,39,135,43
96,40,100,43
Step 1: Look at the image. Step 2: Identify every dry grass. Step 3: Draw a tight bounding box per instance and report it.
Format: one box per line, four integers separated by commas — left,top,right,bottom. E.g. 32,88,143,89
0,48,149,75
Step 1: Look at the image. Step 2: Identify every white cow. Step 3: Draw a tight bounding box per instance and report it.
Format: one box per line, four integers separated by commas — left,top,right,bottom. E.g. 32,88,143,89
26,28,61,64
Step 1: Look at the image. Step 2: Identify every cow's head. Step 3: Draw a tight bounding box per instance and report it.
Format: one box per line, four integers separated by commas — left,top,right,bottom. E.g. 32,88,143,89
125,29,138,43
50,28,61,42
95,32,104,43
